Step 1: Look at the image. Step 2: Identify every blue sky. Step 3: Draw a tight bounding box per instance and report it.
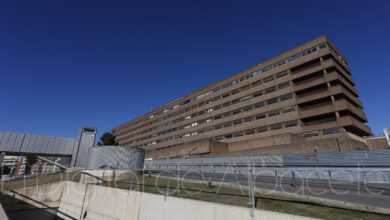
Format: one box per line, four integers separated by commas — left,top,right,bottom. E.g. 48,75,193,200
0,0,389,141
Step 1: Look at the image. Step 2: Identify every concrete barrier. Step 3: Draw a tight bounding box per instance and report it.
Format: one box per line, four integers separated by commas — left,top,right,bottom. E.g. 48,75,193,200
57,181,317,220
80,170,135,183
1,182,65,211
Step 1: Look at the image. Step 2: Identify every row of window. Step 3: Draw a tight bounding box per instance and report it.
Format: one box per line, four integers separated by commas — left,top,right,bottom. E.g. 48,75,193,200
220,120,299,140
303,128,340,137
137,116,299,148
115,42,329,135
123,93,295,147
117,78,292,142
116,70,288,137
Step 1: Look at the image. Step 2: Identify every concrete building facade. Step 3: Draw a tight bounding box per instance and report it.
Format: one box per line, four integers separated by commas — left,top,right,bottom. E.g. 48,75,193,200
112,36,372,159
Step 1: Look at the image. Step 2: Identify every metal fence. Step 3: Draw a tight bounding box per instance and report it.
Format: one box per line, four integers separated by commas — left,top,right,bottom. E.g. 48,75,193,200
144,150,390,183
86,146,144,170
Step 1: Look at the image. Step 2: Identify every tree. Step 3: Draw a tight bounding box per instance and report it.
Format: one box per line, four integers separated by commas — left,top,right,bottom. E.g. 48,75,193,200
97,132,118,146
25,155,38,175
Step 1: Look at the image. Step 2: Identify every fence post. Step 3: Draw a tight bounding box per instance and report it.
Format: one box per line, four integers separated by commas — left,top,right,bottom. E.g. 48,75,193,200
129,174,134,192
248,164,255,218
362,171,367,183
164,172,170,201
101,170,105,185
177,163,180,195
291,171,296,187
47,173,52,187
234,167,239,183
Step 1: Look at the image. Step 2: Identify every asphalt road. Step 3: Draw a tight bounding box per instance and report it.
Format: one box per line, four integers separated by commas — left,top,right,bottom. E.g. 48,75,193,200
155,170,390,209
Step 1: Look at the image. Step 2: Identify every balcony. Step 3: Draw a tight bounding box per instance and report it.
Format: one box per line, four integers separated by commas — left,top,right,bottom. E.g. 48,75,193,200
299,99,367,122
338,116,372,136
291,59,333,80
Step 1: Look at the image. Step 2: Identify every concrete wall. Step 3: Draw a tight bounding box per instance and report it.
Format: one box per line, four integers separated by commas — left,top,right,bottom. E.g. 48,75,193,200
228,133,294,152
81,170,134,183
207,131,370,158
367,137,389,150
0,182,65,211
57,181,316,220
146,139,229,159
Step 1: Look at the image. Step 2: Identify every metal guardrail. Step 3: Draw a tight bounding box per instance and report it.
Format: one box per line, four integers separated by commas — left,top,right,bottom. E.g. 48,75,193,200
145,150,390,168
144,150,390,184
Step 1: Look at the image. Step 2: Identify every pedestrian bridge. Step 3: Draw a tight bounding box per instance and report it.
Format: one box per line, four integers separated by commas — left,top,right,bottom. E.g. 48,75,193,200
0,127,97,167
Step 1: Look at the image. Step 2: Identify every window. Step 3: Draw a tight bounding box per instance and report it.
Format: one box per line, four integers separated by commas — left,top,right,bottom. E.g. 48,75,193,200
234,132,243,137
256,114,266,120
233,109,241,115
280,93,293,101
276,71,288,78
265,87,276,94
225,134,233,139
252,80,262,87
185,115,191,120
222,93,230,98
191,122,198,126
243,105,252,112
232,99,240,104
267,98,278,105
206,118,212,123
270,123,282,130
254,102,264,108
286,120,298,127
231,89,239,95
303,131,319,137
223,102,231,107
278,82,290,89
264,76,274,83
323,128,339,135
241,85,250,91
269,110,280,117
244,117,253,122
245,129,255,135
214,115,221,120
224,122,232,127
241,95,251,101
214,105,222,110
233,119,242,125
253,91,263,97
215,136,223,141
257,126,267,133
282,106,295,113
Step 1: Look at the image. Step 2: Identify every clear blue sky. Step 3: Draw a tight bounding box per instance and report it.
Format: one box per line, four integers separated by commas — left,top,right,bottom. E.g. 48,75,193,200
1,0,389,141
